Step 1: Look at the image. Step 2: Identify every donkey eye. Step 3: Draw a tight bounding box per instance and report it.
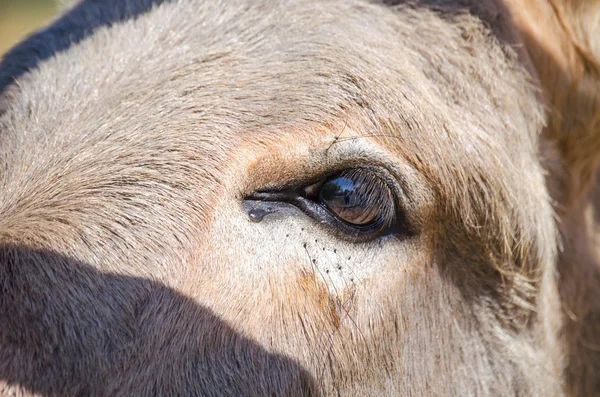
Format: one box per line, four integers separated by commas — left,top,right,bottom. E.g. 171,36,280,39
246,167,400,241
312,169,394,229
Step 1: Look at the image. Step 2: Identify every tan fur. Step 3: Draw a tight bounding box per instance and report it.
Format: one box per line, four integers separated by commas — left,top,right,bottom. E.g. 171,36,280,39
0,0,598,395
502,1,600,394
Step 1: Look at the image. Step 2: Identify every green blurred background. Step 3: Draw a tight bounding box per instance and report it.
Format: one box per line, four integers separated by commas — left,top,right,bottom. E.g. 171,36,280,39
0,0,60,55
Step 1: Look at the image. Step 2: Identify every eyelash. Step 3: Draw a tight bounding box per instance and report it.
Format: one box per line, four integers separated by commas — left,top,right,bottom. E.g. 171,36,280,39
247,167,407,242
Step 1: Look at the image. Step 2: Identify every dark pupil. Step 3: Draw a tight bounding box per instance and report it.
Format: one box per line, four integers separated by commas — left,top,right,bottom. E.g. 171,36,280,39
319,175,380,226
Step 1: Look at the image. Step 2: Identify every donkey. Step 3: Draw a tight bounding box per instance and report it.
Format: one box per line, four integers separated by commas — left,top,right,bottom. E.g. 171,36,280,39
0,0,599,395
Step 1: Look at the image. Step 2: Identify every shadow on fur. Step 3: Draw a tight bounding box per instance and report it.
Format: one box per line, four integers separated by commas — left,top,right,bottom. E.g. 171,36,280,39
0,243,317,396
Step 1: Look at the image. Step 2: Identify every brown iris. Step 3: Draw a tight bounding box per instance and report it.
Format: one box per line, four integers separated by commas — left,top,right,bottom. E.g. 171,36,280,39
317,169,393,227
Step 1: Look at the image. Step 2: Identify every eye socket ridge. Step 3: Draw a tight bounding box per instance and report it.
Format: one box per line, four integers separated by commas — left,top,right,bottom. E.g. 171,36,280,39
247,167,407,241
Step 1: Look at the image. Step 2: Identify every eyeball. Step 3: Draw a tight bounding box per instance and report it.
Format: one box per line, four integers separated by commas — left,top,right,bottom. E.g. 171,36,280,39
316,169,394,229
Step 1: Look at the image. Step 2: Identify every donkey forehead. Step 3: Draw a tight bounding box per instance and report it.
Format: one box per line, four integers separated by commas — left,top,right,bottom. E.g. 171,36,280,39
7,0,541,142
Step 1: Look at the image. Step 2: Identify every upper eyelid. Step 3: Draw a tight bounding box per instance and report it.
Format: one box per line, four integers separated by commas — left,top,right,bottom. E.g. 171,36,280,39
252,164,400,194
252,170,342,194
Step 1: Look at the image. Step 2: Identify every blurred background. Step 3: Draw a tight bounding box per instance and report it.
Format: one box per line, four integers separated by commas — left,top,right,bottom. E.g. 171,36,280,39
0,0,60,55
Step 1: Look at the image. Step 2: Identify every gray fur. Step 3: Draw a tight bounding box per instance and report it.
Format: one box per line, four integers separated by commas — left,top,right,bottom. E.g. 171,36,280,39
0,0,599,395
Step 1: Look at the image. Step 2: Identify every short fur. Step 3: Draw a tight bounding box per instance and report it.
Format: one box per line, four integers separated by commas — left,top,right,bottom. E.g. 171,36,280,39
0,0,598,395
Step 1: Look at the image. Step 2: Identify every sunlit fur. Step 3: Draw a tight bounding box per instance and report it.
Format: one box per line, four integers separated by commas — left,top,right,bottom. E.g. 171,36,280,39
0,0,598,395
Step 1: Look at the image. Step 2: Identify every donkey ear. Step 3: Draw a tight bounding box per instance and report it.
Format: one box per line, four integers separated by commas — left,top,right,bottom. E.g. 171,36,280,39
505,0,600,204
